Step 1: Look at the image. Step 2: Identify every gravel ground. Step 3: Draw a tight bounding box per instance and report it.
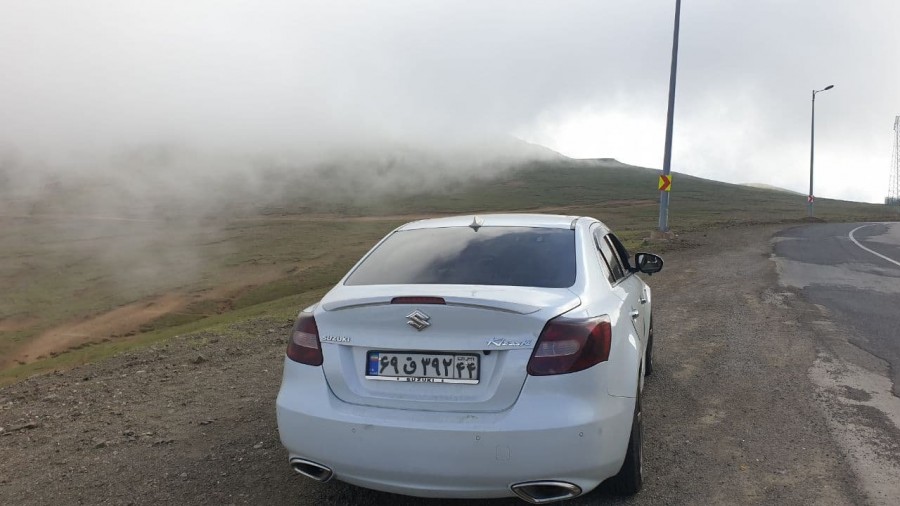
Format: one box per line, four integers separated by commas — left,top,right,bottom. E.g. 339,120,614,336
0,225,874,505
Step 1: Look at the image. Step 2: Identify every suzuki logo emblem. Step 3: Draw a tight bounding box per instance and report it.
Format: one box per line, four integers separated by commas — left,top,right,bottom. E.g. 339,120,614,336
406,310,431,331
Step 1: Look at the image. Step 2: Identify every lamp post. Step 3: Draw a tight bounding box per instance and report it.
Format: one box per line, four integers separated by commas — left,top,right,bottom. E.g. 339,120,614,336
808,84,834,217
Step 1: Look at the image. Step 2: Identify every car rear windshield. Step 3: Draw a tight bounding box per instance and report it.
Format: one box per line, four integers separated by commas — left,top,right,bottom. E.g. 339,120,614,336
344,226,576,288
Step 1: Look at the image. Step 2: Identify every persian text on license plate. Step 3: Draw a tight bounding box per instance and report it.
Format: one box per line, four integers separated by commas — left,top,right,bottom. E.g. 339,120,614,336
365,351,479,384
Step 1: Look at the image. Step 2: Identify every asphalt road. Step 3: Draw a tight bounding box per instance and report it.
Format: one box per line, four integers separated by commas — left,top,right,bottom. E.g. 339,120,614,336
772,222,900,504
773,222,900,394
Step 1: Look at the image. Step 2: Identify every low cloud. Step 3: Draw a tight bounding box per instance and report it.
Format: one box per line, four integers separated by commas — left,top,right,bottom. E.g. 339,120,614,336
1,0,897,206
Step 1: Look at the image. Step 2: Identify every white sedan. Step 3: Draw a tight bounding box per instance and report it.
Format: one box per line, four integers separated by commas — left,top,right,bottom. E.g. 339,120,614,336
276,214,663,503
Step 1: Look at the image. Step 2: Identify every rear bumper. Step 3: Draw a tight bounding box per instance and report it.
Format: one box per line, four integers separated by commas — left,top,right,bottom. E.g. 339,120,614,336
275,358,634,499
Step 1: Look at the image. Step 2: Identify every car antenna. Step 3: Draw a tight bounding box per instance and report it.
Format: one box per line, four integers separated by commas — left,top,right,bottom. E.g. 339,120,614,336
469,215,484,231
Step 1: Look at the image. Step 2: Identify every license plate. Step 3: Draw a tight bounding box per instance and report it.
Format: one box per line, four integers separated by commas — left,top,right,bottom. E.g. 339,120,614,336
365,351,480,384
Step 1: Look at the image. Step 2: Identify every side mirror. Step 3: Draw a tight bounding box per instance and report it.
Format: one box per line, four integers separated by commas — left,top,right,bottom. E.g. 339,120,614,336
634,252,663,275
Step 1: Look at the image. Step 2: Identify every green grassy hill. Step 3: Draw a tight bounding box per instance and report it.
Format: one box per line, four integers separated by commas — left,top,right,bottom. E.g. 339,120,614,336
265,156,897,242
1,155,896,384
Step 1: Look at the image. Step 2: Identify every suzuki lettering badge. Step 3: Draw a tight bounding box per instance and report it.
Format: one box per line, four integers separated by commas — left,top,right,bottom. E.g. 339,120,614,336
406,310,431,331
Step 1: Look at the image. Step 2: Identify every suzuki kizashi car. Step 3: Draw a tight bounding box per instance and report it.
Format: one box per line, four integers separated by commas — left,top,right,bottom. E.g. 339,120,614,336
276,214,663,503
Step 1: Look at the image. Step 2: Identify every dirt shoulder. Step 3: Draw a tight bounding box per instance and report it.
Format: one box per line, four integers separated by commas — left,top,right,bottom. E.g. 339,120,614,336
1,264,288,370
0,225,874,505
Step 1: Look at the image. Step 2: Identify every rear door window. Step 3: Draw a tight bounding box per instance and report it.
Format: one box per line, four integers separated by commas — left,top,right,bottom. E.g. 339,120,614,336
595,231,626,283
345,226,576,288
606,233,633,272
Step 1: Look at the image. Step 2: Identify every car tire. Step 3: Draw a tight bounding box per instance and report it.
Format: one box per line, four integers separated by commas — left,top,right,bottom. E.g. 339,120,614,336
607,390,643,496
644,317,654,377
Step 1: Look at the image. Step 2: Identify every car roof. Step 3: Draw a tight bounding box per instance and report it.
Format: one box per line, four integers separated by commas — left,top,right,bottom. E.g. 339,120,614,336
397,213,584,231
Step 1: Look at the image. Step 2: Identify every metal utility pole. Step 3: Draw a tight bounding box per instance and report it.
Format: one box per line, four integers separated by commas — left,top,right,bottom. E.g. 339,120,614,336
887,116,900,206
658,0,681,233
808,84,834,217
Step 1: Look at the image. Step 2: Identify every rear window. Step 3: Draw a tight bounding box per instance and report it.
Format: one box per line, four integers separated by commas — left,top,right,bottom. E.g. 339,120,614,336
344,226,576,288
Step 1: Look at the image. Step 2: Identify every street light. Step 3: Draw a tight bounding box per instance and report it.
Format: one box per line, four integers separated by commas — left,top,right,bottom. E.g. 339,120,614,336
808,84,834,217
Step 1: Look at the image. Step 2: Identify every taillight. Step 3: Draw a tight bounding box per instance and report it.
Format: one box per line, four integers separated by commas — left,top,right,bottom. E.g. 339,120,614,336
527,315,612,376
286,312,323,366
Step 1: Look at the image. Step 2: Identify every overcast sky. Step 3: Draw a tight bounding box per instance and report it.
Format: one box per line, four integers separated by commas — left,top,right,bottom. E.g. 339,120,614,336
2,0,898,203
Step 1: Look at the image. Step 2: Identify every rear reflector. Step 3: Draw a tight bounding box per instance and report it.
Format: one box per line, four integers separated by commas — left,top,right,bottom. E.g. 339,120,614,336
391,296,446,305
286,312,323,366
527,315,612,376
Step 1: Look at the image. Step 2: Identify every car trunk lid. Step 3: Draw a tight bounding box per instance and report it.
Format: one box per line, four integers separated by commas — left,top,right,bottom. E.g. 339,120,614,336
315,285,580,412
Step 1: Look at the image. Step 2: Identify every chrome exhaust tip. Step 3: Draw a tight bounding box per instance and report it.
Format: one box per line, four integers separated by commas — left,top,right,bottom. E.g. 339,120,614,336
511,481,582,504
289,458,334,482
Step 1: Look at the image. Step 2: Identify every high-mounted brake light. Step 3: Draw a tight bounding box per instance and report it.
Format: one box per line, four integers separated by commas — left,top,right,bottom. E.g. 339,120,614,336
527,315,612,376
286,313,323,366
391,297,446,305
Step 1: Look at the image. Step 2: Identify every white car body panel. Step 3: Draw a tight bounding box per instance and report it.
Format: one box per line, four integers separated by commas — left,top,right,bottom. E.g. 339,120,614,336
275,213,656,501
277,358,633,498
